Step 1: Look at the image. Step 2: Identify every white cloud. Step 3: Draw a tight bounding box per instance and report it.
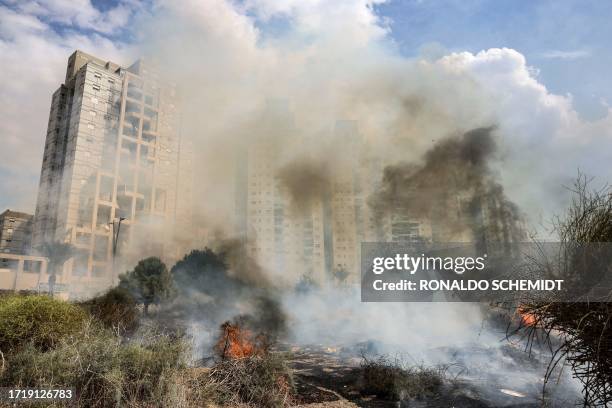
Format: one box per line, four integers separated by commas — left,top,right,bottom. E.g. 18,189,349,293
5,0,138,34
0,4,133,212
1,0,610,233
437,48,612,228
540,49,591,60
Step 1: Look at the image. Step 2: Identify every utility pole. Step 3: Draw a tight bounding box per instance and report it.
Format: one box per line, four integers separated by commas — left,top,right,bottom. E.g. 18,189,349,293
109,217,126,285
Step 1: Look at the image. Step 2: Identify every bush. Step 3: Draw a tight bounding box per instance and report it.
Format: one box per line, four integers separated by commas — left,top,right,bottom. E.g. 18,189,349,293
204,353,294,407
515,175,612,406
0,295,87,352
360,356,443,401
0,321,188,407
80,287,139,333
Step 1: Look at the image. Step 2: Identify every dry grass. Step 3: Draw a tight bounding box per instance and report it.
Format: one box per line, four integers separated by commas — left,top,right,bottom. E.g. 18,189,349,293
0,320,188,407
359,355,444,401
183,353,295,408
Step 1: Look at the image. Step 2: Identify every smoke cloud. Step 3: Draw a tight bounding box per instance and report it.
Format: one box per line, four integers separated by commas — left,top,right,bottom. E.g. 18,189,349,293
370,126,523,241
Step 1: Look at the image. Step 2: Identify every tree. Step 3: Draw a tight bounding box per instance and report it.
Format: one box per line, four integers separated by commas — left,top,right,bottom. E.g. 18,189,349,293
119,257,172,315
332,265,350,284
295,274,319,294
38,241,77,295
171,248,240,297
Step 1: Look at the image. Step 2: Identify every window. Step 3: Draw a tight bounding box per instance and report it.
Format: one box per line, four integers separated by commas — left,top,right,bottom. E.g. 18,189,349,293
126,101,141,116
121,138,138,163
93,235,109,262
98,175,114,202
92,84,100,91
155,189,166,212
122,116,140,137
135,197,146,214
127,79,143,101
117,193,132,219
142,119,157,132
76,232,90,246
72,254,88,277
96,205,112,229
118,172,135,195
142,131,156,144
24,260,42,273
144,107,157,120
144,94,157,107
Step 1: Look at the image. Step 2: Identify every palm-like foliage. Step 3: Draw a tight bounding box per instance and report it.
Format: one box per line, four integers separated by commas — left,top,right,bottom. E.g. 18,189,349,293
39,241,77,277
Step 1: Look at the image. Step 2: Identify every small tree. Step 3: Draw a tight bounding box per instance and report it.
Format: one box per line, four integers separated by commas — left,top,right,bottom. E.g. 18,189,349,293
119,257,172,315
333,265,350,284
171,248,239,297
39,241,77,295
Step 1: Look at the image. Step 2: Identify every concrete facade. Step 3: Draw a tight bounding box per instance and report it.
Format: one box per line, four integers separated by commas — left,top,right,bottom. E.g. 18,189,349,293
234,109,522,285
0,253,51,295
234,104,422,285
0,210,33,255
32,50,193,297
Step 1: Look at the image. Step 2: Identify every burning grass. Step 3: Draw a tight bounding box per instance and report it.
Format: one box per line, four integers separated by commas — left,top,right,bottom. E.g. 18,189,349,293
183,353,295,407
359,355,444,401
215,320,270,359
210,353,295,407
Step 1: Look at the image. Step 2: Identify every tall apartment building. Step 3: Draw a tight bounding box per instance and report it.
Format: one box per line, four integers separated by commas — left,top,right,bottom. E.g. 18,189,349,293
32,50,192,295
236,108,411,285
236,106,525,286
235,101,327,285
0,210,33,255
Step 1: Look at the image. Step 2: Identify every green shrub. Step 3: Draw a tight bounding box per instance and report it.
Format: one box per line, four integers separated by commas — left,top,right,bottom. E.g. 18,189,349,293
0,322,188,407
80,287,139,333
208,353,295,407
0,295,88,352
360,356,443,401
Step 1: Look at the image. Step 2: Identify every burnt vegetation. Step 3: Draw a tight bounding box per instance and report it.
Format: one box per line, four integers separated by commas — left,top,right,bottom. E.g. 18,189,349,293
0,246,295,407
2,184,612,407
359,355,445,401
513,175,612,407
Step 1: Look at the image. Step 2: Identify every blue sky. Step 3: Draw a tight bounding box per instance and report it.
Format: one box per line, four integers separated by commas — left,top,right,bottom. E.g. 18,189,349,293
0,0,611,214
376,0,612,119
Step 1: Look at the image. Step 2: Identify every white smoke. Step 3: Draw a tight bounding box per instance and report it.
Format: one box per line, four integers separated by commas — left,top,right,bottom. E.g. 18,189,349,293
128,2,596,403
127,0,612,243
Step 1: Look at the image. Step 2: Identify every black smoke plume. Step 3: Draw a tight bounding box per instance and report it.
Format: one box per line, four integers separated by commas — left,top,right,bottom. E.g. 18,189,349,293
277,158,331,213
369,126,524,243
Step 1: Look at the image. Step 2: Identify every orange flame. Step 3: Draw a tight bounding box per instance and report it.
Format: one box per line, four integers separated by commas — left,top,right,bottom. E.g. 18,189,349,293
215,321,267,359
518,307,537,327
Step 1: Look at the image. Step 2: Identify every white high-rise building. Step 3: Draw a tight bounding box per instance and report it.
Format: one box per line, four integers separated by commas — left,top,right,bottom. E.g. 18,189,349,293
32,50,193,296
